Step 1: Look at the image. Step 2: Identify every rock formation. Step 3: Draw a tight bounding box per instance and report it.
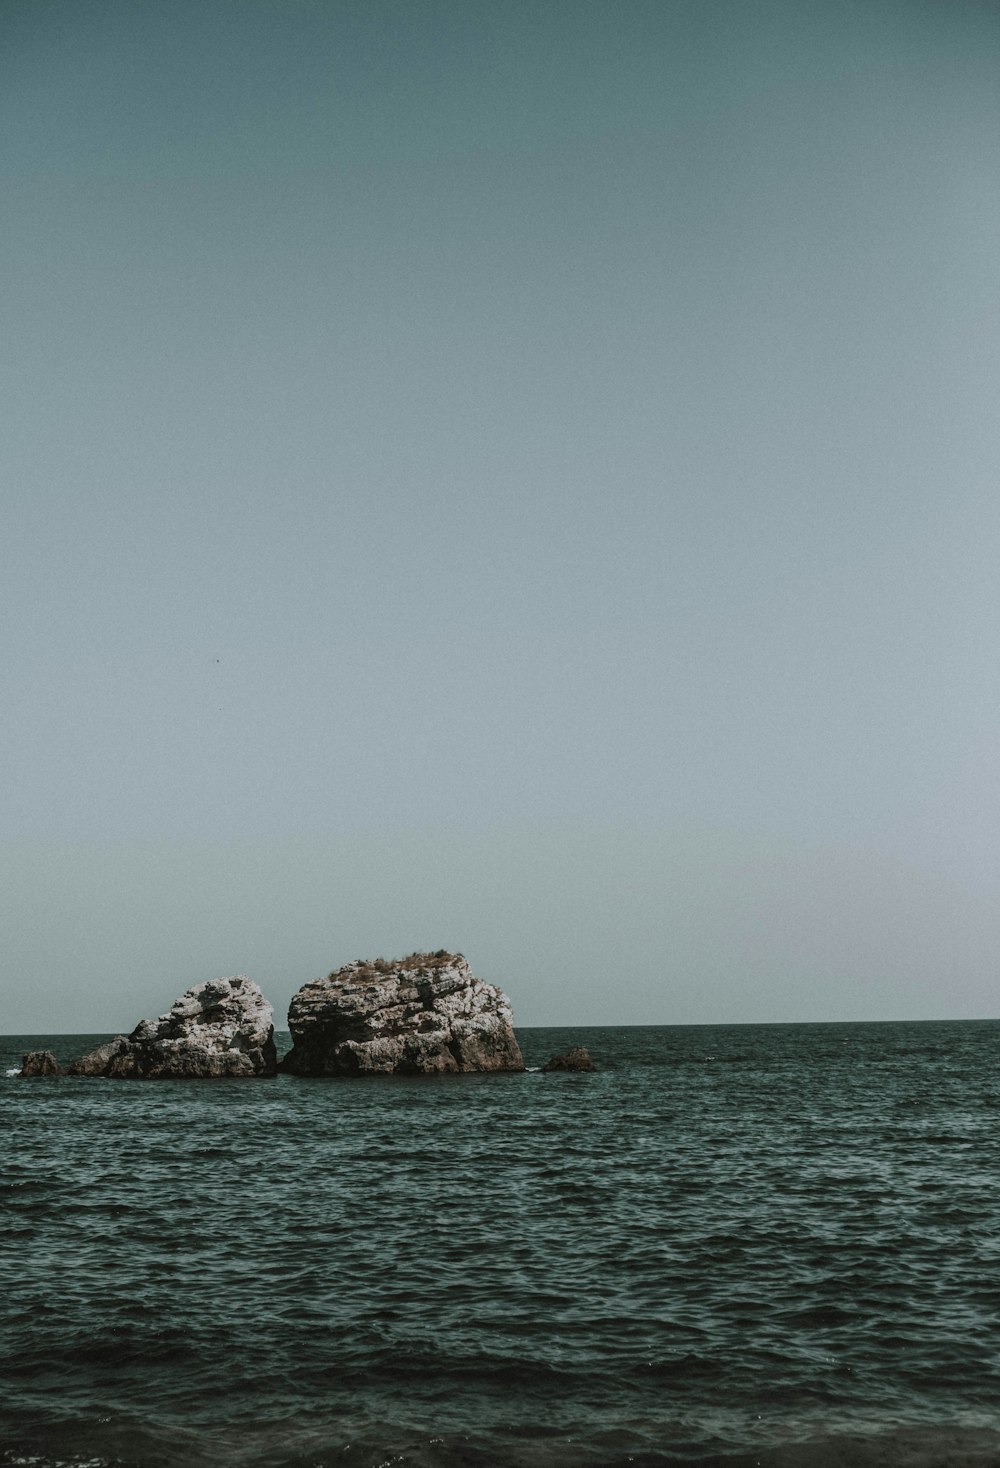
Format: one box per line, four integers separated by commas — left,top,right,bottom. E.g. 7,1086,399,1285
542,1046,596,1072
20,1050,62,1077
281,950,524,1076
68,975,277,1078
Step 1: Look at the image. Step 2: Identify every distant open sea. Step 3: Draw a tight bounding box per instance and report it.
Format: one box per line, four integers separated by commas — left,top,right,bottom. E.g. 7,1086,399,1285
4,1021,1000,1468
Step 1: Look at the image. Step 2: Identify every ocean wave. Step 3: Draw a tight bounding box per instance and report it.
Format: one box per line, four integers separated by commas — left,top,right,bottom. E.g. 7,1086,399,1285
6,1021,1000,1464
6,1424,1000,1468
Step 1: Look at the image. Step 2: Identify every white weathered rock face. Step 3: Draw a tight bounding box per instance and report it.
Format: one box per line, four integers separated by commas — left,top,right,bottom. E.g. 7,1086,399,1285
69,975,277,1078
280,951,524,1076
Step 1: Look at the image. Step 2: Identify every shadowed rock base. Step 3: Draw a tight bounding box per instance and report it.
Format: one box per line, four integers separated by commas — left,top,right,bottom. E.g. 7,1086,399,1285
280,951,524,1076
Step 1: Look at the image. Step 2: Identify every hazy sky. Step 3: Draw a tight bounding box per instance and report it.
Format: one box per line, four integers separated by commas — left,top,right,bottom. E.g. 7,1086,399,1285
4,0,999,1031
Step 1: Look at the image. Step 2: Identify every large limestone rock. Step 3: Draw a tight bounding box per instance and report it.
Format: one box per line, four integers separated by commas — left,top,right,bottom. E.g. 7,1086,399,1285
68,975,277,1078
281,951,524,1076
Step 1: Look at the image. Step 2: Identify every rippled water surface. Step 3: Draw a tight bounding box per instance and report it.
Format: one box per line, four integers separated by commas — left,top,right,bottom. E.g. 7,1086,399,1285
4,1022,1000,1467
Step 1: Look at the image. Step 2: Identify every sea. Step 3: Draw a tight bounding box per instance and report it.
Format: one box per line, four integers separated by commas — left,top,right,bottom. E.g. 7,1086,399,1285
4,1021,1000,1468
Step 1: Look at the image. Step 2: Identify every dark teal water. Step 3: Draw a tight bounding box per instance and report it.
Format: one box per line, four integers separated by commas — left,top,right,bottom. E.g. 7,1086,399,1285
4,1022,1000,1468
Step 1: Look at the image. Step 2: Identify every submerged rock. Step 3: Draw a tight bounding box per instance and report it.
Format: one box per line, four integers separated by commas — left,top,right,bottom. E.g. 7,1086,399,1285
281,950,524,1076
68,975,277,1078
542,1046,596,1072
20,1050,62,1077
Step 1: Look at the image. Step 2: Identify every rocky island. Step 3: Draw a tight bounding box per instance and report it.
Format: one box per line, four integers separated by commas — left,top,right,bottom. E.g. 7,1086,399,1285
280,950,524,1076
67,974,277,1078
20,1050,62,1077
542,1045,596,1072
18,953,524,1080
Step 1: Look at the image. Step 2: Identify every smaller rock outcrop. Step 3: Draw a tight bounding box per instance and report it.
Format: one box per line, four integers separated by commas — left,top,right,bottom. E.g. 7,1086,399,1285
19,1050,62,1077
542,1046,596,1072
68,1036,130,1076
68,975,277,1078
281,950,524,1076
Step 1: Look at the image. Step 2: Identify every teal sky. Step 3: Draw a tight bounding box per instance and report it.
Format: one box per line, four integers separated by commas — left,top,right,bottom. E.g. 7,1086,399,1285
3,0,999,1030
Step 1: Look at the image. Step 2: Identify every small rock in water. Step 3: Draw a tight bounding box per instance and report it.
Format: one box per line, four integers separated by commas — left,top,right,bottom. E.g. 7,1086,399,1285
68,975,277,1078
19,1050,62,1077
542,1046,596,1072
280,950,524,1076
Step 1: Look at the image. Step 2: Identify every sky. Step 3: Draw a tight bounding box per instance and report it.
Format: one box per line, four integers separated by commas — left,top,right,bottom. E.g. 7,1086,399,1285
3,0,999,1031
